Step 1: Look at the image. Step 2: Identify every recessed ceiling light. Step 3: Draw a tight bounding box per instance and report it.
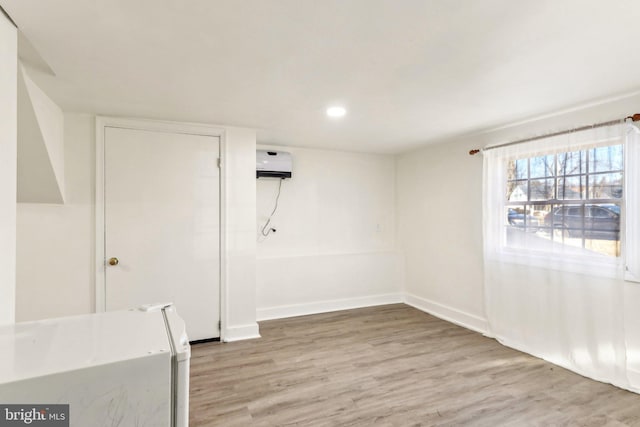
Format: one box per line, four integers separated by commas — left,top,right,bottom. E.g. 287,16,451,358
326,106,346,118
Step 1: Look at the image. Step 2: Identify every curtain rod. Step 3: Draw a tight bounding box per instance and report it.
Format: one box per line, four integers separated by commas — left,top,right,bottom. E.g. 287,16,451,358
468,113,640,156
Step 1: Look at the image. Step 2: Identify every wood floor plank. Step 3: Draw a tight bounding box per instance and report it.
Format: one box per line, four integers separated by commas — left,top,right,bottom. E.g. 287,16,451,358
189,304,640,426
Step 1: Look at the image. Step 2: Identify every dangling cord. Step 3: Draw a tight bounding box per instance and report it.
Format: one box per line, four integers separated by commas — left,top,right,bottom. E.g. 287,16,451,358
260,178,283,237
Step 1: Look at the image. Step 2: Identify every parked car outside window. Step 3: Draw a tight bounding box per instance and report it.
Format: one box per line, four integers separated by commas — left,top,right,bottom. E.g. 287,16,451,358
507,208,539,232
543,204,620,240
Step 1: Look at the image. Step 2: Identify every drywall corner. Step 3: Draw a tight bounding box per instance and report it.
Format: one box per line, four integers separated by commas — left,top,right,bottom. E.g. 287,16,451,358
17,64,65,203
0,12,17,324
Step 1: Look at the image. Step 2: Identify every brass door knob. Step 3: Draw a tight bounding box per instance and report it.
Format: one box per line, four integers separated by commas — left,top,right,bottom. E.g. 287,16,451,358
108,257,119,266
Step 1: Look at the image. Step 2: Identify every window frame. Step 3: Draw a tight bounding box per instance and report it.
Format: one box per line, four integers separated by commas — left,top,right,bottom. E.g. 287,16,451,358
485,132,628,280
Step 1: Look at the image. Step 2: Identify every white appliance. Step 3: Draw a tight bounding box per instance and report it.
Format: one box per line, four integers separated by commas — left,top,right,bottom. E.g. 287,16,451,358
256,150,292,178
0,303,190,427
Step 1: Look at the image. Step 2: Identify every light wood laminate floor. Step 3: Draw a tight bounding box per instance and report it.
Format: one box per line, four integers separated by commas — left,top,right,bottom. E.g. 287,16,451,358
189,304,640,426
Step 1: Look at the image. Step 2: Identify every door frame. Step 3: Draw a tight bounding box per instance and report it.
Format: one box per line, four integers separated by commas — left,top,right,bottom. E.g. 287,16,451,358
95,116,227,340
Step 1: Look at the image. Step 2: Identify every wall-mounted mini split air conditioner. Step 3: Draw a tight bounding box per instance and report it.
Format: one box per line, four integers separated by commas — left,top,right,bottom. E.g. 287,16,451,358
256,150,292,178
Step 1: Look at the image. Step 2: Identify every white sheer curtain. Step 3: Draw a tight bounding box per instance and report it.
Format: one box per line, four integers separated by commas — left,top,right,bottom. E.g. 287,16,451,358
483,121,640,391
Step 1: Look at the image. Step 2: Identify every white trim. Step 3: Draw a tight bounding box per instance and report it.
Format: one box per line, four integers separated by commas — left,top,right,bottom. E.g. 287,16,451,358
403,293,490,336
218,129,229,342
94,116,227,338
256,293,403,321
223,323,261,342
624,123,640,283
256,249,400,260
95,117,106,313
626,369,640,393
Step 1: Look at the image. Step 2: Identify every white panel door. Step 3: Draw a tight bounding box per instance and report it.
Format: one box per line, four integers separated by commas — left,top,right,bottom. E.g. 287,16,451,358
104,126,220,341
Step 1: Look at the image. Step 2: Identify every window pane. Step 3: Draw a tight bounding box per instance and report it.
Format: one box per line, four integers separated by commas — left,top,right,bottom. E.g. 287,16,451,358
515,158,528,179
589,172,623,199
507,206,525,227
506,160,516,181
584,203,621,257
590,145,623,173
567,207,581,216
588,204,620,232
549,204,585,249
558,151,585,176
507,205,540,232
547,204,583,232
507,181,528,201
584,239,621,257
530,155,555,178
557,176,585,200
529,179,554,201
536,204,553,238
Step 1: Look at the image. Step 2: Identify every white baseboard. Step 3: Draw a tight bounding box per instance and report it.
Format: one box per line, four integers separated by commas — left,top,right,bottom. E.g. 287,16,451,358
403,293,489,335
222,323,261,342
257,293,403,321
626,369,640,393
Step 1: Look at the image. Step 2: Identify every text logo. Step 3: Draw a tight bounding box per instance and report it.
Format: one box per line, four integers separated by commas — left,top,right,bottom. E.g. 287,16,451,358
0,405,68,426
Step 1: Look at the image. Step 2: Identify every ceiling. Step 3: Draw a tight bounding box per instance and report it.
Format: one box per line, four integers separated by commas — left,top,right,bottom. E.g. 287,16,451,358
2,0,640,153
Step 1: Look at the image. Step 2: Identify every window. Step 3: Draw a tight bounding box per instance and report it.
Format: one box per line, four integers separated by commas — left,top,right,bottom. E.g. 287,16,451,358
504,144,623,257
481,122,640,280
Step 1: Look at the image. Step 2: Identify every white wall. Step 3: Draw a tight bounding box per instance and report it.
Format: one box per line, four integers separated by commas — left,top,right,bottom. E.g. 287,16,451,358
16,113,94,321
23,68,65,191
0,13,17,324
16,115,259,343
396,91,640,386
17,65,65,203
256,145,402,320
397,137,487,332
222,127,259,341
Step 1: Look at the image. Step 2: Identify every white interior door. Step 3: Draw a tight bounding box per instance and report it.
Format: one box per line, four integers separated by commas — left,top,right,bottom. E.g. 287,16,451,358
104,126,220,341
